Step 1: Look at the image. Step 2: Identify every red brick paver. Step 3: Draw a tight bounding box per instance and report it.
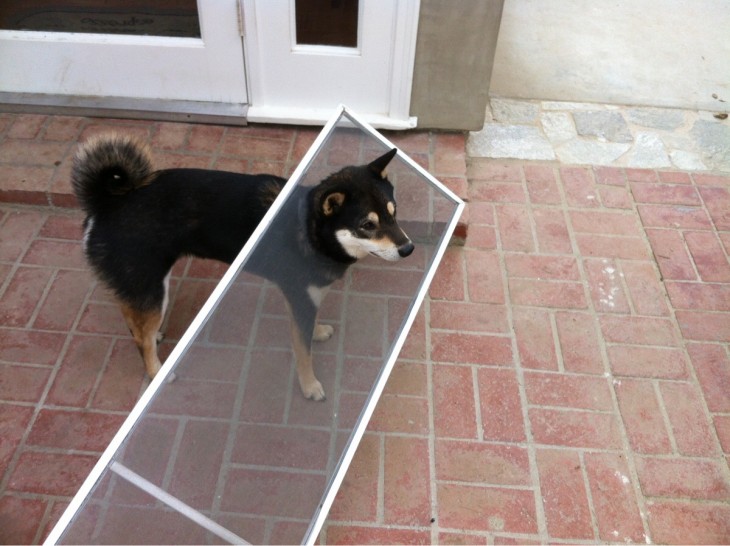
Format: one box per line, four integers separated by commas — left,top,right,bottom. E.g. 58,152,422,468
1,113,729,544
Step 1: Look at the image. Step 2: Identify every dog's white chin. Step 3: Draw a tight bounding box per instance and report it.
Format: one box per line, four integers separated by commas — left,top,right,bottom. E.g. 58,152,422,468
336,229,402,261
369,248,402,261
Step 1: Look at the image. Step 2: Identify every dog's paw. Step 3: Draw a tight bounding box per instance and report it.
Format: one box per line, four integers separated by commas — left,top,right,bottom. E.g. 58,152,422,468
313,324,334,342
156,331,165,343
302,379,326,402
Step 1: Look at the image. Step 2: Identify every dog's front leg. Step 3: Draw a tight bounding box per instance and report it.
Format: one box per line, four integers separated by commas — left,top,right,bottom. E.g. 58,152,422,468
282,287,326,401
290,319,326,401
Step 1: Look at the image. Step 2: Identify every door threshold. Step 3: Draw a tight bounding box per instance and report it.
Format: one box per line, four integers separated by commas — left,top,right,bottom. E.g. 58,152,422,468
0,93,248,126
247,104,417,130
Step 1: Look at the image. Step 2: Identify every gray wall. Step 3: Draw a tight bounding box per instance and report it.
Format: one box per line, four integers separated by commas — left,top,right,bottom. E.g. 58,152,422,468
410,0,505,131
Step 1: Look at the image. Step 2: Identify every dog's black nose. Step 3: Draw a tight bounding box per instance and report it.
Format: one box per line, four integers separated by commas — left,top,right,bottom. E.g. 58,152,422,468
398,241,414,257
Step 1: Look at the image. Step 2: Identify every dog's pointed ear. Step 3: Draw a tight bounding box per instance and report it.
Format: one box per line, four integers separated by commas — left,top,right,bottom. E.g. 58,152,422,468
322,191,345,216
368,148,398,179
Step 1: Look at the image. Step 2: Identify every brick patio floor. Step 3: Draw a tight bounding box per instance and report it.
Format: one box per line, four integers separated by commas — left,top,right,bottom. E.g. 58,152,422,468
0,113,729,544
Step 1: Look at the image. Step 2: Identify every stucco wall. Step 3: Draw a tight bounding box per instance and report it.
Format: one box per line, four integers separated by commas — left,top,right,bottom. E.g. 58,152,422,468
490,0,730,112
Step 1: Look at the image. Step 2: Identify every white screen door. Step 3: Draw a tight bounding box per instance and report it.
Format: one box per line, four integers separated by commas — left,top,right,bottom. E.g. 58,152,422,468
0,1,247,115
243,0,419,129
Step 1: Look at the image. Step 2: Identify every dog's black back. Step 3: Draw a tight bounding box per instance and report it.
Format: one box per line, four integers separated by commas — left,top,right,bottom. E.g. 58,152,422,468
81,167,286,310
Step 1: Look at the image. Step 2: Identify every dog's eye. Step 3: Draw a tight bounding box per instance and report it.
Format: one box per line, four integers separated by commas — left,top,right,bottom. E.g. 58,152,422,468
360,220,377,231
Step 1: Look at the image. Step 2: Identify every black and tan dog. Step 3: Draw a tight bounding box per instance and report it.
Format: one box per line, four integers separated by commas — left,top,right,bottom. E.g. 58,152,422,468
72,134,413,400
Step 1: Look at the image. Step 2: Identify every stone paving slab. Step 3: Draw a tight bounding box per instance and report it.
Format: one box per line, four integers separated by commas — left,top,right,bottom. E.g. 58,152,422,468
469,98,730,172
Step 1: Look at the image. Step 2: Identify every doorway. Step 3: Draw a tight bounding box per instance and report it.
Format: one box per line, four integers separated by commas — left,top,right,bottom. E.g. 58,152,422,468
0,0,420,128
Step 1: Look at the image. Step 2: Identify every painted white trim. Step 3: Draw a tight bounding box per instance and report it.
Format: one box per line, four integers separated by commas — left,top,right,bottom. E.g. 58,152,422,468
389,0,421,121
0,29,199,47
110,463,249,545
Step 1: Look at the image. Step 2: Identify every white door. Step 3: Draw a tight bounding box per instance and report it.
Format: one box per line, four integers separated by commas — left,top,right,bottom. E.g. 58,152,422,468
0,1,247,114
243,0,419,129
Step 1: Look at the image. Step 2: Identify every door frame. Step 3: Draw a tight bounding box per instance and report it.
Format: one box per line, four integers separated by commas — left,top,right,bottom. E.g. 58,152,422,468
242,0,420,129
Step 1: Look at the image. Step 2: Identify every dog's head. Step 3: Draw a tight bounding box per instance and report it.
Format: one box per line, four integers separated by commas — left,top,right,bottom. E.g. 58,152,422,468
309,148,414,263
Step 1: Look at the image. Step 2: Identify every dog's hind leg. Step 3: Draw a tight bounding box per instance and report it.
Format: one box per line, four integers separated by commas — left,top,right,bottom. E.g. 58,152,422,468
155,272,172,344
120,303,164,378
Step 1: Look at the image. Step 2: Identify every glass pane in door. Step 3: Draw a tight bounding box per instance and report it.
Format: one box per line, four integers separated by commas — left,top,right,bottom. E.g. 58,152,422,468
0,0,201,37
295,0,358,47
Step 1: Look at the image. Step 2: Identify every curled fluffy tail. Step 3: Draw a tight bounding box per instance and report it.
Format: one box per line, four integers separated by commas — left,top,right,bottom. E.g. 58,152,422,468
72,134,154,212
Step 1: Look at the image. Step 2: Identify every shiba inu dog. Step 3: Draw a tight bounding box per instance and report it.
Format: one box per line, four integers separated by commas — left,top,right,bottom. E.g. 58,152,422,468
72,134,413,400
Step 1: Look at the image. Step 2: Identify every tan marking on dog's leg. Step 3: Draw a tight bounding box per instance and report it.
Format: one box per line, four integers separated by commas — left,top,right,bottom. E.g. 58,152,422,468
120,304,163,379
290,319,325,401
155,271,171,345
313,323,334,341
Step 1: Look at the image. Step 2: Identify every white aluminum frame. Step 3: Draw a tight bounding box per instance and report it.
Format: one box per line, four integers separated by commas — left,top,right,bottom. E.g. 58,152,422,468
44,105,463,545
